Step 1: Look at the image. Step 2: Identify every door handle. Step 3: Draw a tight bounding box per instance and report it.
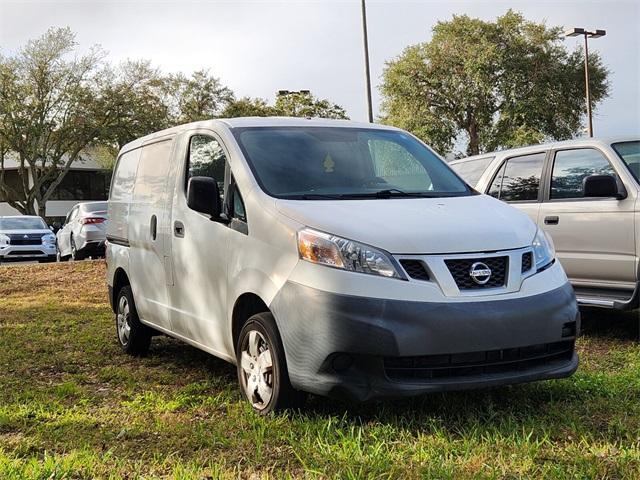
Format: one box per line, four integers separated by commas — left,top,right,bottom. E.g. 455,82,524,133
150,215,157,240
544,216,559,225
174,220,185,238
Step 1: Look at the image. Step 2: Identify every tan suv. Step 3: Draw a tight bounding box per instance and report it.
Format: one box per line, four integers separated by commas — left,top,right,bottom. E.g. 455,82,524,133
451,137,639,310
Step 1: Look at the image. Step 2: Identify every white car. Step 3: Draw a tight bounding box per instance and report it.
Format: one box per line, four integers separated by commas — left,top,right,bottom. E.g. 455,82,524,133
0,215,57,263
106,117,579,414
56,201,108,261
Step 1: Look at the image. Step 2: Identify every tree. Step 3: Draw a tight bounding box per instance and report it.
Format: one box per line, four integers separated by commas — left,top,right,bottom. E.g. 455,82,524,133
274,91,349,119
166,69,234,124
0,27,107,216
220,97,278,117
380,10,609,156
98,60,171,151
221,91,349,120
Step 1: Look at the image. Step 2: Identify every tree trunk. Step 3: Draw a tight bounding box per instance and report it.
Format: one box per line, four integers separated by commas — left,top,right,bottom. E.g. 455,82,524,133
467,121,480,156
37,202,47,219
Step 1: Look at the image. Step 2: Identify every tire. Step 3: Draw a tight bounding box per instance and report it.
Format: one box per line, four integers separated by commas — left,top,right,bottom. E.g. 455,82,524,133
236,312,305,414
70,236,84,261
115,286,151,356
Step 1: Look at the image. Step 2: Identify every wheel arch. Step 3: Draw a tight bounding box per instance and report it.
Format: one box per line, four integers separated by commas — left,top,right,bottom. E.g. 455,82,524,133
111,267,131,313
231,292,270,354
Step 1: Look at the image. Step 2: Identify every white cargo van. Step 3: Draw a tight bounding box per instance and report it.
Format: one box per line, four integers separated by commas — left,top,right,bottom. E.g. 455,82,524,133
106,118,579,413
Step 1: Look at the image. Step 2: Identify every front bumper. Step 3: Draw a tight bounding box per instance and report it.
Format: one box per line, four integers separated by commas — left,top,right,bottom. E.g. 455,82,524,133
0,243,56,261
270,281,580,401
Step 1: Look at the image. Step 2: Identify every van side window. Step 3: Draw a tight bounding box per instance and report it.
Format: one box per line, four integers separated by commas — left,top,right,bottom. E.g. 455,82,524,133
187,135,226,195
232,187,246,221
487,152,545,202
134,140,174,203
550,148,616,199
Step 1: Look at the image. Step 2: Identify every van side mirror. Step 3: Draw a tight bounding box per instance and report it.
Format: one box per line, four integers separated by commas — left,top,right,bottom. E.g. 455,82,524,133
187,176,221,218
583,174,625,199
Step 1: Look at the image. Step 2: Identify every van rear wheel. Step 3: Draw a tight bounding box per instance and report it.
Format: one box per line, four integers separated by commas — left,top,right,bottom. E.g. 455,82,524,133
236,312,304,414
115,286,151,356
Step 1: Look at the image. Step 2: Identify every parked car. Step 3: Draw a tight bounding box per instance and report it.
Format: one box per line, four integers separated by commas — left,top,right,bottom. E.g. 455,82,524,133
0,215,57,263
450,137,639,310
106,117,579,413
56,201,108,261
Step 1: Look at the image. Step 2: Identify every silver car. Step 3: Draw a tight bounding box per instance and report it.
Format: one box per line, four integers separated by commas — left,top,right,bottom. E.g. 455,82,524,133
56,201,108,261
0,216,57,263
450,137,639,311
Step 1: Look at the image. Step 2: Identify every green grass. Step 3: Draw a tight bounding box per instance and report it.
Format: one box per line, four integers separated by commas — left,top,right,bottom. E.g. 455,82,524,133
1,261,639,479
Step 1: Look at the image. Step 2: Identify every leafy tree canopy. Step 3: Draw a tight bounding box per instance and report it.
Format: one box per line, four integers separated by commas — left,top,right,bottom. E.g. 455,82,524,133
0,27,106,216
381,10,609,155
222,91,349,120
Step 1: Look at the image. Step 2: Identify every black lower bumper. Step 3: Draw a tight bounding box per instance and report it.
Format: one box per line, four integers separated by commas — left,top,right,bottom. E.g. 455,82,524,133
270,281,580,401
82,240,106,256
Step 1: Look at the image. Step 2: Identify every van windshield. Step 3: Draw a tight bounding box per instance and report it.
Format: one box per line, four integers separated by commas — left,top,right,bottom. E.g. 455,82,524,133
612,140,640,184
233,127,472,199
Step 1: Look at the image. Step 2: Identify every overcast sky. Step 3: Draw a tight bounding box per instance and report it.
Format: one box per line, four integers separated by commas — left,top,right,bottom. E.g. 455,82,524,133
1,0,639,139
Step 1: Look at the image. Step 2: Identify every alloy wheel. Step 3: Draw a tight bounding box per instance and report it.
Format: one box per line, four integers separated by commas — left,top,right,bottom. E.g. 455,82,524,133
116,295,131,346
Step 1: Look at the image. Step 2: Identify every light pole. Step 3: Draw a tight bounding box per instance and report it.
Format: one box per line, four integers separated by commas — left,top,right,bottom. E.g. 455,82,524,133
564,27,606,137
361,0,374,123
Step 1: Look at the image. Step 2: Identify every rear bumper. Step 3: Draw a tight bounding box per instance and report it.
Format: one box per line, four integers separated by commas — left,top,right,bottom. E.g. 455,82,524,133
270,281,580,401
80,240,106,255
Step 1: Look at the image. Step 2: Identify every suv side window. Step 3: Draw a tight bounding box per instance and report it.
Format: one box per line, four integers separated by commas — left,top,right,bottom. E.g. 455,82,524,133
487,152,545,202
550,148,616,199
187,135,227,195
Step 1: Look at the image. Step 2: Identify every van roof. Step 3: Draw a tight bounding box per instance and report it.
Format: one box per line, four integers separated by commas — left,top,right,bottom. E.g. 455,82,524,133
450,136,639,164
119,117,401,154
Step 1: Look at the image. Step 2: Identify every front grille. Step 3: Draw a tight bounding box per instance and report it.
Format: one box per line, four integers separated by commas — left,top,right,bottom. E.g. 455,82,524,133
445,256,507,289
8,234,43,246
521,252,533,273
400,260,430,281
7,250,45,256
384,341,574,382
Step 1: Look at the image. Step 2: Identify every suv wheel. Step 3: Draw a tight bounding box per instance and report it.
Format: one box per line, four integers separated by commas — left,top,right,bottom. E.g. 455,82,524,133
236,312,305,414
115,286,151,356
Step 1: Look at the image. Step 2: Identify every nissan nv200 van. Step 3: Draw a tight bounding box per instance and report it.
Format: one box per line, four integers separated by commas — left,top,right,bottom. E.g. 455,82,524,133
106,118,579,413
450,137,639,311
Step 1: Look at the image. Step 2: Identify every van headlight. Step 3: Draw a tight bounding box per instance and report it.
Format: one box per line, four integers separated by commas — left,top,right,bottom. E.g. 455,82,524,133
532,228,555,271
42,233,56,246
297,228,403,278
0,234,9,246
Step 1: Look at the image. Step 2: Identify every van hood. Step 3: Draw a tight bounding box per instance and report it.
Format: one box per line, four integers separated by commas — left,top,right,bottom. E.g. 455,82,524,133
275,194,537,254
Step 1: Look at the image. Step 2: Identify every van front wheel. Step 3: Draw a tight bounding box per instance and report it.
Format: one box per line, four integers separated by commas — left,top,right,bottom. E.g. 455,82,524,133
115,286,151,356
236,313,304,414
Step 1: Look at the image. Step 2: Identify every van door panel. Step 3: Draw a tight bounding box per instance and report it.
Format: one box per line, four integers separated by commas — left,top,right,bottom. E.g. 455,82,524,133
167,132,231,356
129,138,175,329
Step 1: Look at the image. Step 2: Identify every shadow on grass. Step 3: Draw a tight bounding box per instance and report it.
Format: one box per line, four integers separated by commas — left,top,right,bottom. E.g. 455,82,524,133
580,307,639,342
144,334,633,439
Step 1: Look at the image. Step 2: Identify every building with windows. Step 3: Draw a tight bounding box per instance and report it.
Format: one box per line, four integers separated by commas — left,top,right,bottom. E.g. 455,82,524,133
0,154,111,223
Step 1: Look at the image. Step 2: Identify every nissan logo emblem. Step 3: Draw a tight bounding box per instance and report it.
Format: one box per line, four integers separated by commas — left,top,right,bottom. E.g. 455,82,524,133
469,262,492,285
